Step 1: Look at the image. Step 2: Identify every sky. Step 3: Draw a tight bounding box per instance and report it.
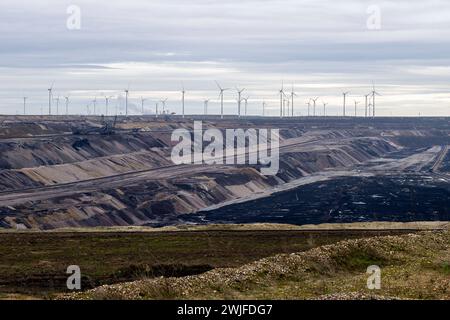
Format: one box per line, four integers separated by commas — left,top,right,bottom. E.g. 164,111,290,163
0,0,450,116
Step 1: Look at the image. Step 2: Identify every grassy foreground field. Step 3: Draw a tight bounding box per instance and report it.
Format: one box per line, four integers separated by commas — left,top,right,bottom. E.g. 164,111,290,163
61,228,450,300
0,222,448,300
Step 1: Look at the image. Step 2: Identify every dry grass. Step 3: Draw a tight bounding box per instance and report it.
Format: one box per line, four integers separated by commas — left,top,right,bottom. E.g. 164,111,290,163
59,229,450,300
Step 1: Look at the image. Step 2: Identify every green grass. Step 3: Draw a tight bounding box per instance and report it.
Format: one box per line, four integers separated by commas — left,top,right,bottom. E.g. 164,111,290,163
61,230,450,300
440,262,450,275
0,229,412,298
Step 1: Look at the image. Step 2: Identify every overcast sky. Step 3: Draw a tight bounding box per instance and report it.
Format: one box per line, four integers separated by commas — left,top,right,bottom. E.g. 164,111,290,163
1,0,450,116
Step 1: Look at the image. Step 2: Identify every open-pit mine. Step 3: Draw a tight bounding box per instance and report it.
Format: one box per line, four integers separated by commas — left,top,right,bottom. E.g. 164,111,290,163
0,115,448,230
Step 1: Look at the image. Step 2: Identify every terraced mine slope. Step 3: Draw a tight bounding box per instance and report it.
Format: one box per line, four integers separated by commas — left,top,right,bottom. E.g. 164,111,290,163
0,116,449,229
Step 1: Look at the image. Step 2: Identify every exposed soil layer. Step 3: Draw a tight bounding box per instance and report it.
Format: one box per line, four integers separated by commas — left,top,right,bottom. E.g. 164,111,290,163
182,174,450,225
0,116,449,229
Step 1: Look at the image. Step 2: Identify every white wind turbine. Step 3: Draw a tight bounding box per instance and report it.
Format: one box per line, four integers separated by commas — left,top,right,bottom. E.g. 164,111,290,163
236,86,246,118
371,83,381,117
290,85,297,117
262,100,266,116
140,97,147,115
104,95,113,116
364,93,371,117
322,101,328,116
92,96,97,115
23,97,27,115
306,99,312,117
54,95,60,115
312,97,319,116
354,100,360,117
215,81,230,119
124,84,130,116
48,83,54,115
64,95,70,115
204,99,210,115
181,85,186,118
243,96,249,116
342,91,349,117
279,82,285,118
161,98,168,114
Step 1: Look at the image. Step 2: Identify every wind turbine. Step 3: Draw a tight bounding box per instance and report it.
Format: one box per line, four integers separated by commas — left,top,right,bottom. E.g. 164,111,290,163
312,97,319,116
262,100,266,116
48,83,54,115
371,83,381,117
290,85,297,117
243,96,249,116
322,101,328,116
181,85,186,118
342,92,349,117
203,99,210,115
285,99,290,117
364,93,371,118
104,95,113,116
216,81,230,119
54,95,60,115
161,98,168,114
140,97,147,115
354,100,360,117
124,85,130,116
23,97,27,115
279,82,285,118
306,99,312,117
155,103,159,118
92,96,97,115
236,87,245,118
64,96,70,115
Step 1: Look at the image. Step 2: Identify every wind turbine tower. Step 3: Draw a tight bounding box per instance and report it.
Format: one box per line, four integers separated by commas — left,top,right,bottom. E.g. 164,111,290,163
243,96,249,116
181,86,186,118
140,97,147,115
104,95,113,116
23,97,27,115
306,99,311,117
204,99,210,115
92,97,97,115
290,85,297,117
236,87,245,118
342,92,350,117
124,86,130,116
279,82,285,118
364,93,370,117
54,95,60,115
48,84,53,115
354,100,360,117
371,83,381,117
161,98,168,114
64,96,70,115
322,101,328,116
312,97,319,116
216,81,230,119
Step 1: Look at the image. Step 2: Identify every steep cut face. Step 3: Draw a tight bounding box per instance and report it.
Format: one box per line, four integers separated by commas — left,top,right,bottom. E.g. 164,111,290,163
0,116,448,230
